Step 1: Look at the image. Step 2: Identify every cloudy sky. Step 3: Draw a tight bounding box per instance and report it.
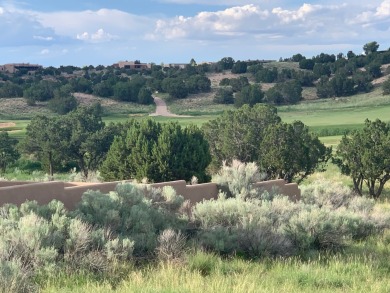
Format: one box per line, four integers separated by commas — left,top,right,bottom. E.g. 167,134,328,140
0,0,389,66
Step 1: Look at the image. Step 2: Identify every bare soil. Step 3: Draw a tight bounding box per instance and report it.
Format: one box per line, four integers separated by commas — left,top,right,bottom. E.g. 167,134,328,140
207,72,253,87
0,122,16,128
150,97,191,117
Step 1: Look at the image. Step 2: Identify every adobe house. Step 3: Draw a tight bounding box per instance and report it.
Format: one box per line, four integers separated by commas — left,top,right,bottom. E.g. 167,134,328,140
0,63,42,74
113,61,151,70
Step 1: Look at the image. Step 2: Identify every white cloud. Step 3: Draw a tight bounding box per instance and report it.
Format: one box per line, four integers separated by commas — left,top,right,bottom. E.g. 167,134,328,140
35,9,154,39
272,3,321,23
150,4,270,40
150,3,354,43
376,0,390,16
40,49,50,55
76,28,117,42
351,0,390,25
33,35,54,41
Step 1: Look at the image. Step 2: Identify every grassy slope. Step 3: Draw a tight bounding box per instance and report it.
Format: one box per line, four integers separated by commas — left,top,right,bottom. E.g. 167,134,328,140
42,236,390,293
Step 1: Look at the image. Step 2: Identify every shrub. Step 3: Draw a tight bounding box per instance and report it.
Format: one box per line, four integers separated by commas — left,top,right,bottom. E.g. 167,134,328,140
213,87,234,104
0,259,36,293
156,229,186,262
193,195,293,257
301,180,355,209
284,207,374,251
74,183,187,256
211,160,265,199
193,179,390,257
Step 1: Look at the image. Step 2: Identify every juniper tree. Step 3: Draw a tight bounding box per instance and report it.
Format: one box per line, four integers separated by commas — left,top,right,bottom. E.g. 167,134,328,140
335,119,390,199
0,131,19,173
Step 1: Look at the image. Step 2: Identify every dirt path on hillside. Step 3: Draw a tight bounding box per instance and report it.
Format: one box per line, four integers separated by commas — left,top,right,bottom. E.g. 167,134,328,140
0,122,16,128
149,96,191,117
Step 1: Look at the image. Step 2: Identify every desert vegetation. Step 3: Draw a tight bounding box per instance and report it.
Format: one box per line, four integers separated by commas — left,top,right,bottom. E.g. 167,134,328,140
1,163,390,292
1,42,390,292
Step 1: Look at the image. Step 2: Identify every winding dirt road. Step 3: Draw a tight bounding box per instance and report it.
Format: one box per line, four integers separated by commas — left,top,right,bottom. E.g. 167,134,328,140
149,96,191,117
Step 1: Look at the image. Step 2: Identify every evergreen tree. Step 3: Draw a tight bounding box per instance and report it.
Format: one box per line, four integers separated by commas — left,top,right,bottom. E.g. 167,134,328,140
0,131,20,173
334,119,390,198
259,121,331,183
101,120,211,182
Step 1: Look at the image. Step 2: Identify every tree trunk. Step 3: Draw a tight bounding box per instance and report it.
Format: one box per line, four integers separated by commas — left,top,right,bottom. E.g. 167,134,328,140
352,176,363,196
48,152,54,177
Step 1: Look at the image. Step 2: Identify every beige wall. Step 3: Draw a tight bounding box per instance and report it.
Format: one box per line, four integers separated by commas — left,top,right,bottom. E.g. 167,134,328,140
253,179,301,201
0,179,301,210
0,181,33,188
0,182,66,207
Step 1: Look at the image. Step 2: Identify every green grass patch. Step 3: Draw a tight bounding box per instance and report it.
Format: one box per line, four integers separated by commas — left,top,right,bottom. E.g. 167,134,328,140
42,238,390,293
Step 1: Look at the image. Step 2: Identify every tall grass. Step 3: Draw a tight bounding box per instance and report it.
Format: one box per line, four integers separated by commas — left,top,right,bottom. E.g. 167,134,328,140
42,235,390,293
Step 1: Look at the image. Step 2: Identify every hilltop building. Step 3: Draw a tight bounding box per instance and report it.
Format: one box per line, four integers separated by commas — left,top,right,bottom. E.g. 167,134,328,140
0,63,42,74
113,61,151,70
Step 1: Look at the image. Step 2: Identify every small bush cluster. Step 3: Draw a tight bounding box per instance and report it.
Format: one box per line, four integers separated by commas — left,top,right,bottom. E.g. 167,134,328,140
211,160,266,200
192,179,390,257
74,184,187,256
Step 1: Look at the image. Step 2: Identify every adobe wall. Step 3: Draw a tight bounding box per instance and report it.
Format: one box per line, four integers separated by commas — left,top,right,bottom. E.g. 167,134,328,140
253,179,301,201
0,182,66,207
0,179,301,209
0,181,33,187
182,183,219,203
150,180,187,198
63,181,129,210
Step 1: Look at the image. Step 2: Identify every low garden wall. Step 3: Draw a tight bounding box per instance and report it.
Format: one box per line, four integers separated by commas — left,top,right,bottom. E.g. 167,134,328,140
0,179,300,210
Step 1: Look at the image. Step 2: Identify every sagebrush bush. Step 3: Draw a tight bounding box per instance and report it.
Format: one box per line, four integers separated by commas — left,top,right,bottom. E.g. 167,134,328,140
212,160,265,199
300,180,355,209
156,229,186,262
193,179,390,257
74,183,188,256
193,194,293,257
0,259,36,293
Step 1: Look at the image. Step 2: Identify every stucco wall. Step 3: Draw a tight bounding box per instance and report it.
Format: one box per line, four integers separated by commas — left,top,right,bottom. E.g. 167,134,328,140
0,179,301,209
0,182,66,206
0,181,33,187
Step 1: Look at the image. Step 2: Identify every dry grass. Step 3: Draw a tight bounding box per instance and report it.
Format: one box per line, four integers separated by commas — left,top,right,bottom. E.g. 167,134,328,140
206,71,252,87
302,87,318,100
0,122,16,128
68,93,154,115
0,98,53,119
167,89,234,115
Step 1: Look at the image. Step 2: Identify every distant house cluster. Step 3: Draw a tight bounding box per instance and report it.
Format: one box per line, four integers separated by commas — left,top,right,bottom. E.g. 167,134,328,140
0,63,42,74
112,60,193,70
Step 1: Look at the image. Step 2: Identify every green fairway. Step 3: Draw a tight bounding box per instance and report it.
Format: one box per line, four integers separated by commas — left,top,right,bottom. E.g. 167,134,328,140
103,114,214,127
279,104,390,127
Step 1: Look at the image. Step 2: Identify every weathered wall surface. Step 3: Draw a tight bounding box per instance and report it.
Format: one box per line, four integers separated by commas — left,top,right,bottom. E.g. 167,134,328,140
0,182,66,207
0,179,300,209
0,181,33,187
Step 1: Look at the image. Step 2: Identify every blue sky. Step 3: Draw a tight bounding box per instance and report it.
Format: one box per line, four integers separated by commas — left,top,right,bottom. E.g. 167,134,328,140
0,0,389,66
